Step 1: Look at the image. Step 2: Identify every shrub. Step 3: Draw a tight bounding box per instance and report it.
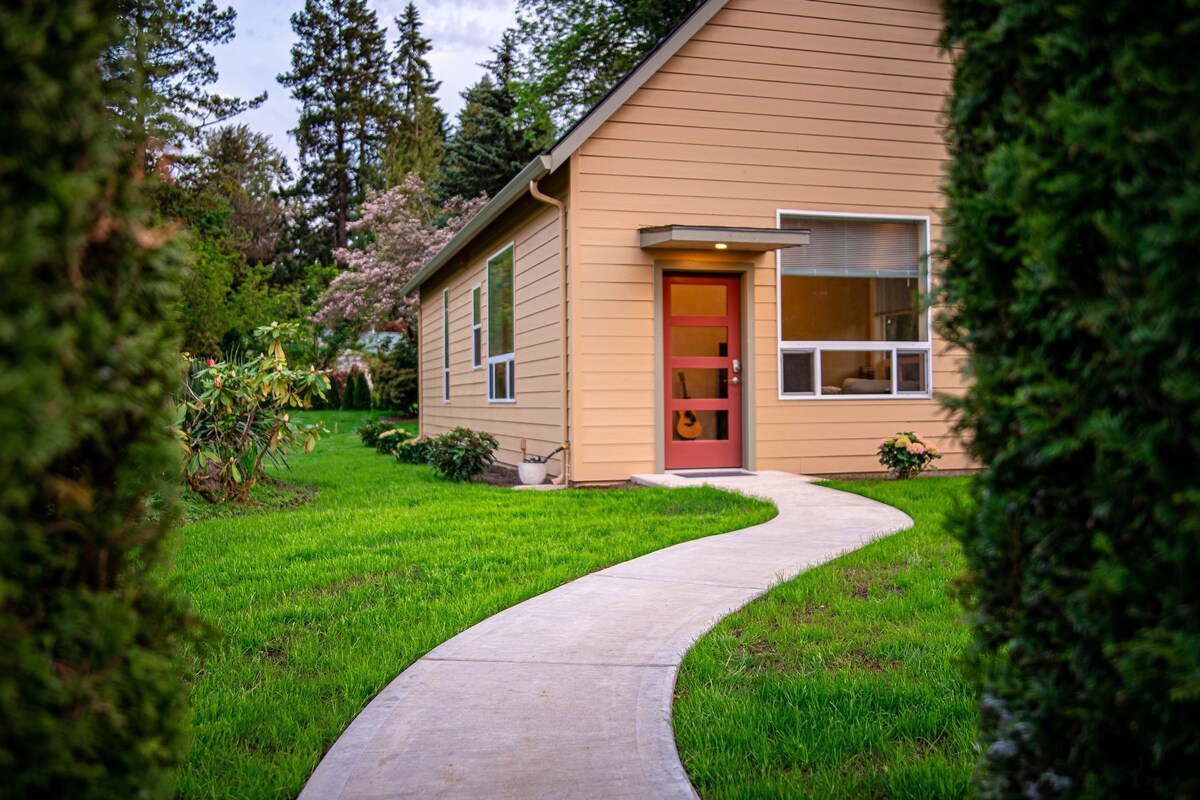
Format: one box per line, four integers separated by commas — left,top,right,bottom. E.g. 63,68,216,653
326,372,342,409
351,370,371,410
375,427,415,456
0,2,200,793
426,427,499,481
357,417,388,448
941,2,1200,797
371,336,419,414
175,322,329,504
876,432,941,479
396,436,434,465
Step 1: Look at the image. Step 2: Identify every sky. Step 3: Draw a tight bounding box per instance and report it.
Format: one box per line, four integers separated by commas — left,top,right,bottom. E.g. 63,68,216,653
209,0,518,166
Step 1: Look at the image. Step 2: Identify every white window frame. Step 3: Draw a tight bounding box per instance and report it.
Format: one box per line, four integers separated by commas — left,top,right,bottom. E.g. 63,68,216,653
442,288,450,403
470,284,482,369
776,210,933,400
486,243,516,403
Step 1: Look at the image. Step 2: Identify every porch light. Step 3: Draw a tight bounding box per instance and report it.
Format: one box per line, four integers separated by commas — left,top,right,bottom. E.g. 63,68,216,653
714,242,728,250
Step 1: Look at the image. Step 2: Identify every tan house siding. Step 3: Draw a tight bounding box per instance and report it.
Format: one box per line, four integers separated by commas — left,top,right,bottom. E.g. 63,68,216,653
419,198,566,473
569,0,964,481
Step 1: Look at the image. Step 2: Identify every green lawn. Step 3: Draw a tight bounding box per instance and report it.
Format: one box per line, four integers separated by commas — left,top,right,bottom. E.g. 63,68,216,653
673,477,976,800
171,410,776,799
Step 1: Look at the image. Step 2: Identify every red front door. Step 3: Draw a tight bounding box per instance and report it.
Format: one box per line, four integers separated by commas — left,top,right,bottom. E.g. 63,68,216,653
664,274,742,469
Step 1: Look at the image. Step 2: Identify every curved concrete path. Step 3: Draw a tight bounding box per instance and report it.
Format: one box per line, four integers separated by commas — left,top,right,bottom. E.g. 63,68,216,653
299,470,912,799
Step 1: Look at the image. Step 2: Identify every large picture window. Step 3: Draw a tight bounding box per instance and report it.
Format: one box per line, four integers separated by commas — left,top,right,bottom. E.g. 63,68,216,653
487,244,515,401
777,214,931,398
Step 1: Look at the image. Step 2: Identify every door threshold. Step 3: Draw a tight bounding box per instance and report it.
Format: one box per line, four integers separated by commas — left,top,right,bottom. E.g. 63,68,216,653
667,469,756,478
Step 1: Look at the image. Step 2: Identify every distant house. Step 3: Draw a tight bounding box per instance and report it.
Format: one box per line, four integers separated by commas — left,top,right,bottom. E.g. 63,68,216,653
404,0,963,484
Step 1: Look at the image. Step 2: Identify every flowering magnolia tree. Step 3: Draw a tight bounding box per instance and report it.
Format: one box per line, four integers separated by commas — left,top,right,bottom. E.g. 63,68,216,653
877,431,941,479
316,173,487,331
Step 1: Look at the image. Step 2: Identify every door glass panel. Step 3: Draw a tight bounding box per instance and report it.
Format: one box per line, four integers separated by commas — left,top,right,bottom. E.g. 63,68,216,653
672,410,729,442
670,283,726,316
671,326,728,358
672,368,728,400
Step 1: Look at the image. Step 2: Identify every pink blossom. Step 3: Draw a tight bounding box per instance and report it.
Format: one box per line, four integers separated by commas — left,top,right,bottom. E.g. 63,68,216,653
206,358,215,367
316,173,487,330
906,442,926,455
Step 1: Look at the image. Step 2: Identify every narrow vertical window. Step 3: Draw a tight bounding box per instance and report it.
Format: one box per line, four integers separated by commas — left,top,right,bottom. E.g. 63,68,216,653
442,288,450,403
487,244,515,401
471,285,482,369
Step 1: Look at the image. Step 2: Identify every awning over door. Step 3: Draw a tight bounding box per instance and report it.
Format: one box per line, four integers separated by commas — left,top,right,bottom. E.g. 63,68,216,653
639,225,811,252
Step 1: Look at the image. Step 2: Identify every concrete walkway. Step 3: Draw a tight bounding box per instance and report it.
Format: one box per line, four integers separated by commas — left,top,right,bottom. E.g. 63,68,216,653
299,470,912,799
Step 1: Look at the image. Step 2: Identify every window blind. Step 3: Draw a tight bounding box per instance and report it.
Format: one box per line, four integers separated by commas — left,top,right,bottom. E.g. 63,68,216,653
780,216,919,278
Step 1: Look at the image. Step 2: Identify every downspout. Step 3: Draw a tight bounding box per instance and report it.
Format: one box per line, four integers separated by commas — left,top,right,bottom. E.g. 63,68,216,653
528,179,570,486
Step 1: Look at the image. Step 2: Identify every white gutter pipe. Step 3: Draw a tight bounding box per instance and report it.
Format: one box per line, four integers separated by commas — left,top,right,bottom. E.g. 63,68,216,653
528,179,570,486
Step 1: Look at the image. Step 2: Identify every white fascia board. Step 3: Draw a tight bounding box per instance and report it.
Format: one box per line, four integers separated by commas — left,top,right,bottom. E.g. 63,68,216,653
403,155,553,295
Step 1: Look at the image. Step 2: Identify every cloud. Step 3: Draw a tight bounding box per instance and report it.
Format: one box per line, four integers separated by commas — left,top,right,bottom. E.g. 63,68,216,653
376,0,515,52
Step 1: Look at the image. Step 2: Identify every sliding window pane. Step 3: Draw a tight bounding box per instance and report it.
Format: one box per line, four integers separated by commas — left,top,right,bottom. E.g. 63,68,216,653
821,350,893,395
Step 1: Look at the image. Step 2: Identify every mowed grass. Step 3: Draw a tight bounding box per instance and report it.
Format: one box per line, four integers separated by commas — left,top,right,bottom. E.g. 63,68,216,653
171,411,776,799
674,477,976,800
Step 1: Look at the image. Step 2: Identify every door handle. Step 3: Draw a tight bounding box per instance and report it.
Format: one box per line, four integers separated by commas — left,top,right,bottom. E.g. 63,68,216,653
730,376,741,385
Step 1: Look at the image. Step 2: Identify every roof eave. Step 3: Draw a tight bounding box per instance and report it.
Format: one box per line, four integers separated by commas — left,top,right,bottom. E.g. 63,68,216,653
402,155,553,295
404,0,732,296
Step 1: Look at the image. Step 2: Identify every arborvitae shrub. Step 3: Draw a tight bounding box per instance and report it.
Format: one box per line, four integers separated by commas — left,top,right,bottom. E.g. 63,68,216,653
940,2,1200,797
326,372,342,410
352,370,371,410
0,1,199,795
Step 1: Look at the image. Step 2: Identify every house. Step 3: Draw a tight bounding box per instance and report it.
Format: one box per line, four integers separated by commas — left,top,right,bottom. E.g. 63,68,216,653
404,0,964,485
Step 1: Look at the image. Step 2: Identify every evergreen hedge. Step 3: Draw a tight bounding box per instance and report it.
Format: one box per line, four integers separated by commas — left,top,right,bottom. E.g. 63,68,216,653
940,2,1200,797
0,2,197,795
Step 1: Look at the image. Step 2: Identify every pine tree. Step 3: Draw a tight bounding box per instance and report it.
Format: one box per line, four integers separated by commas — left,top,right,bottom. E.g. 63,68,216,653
433,31,541,203
103,0,266,168
512,0,699,133
385,2,447,185
1,0,198,792
279,0,393,264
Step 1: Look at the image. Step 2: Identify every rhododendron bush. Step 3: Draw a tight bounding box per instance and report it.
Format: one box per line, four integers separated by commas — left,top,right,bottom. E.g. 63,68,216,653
317,173,487,330
175,322,330,503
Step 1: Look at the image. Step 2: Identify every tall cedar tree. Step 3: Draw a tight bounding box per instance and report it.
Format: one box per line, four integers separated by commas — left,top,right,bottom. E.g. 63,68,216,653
0,0,199,794
279,0,393,264
513,0,699,134
103,0,265,169
385,2,447,185
433,31,540,204
940,1,1200,797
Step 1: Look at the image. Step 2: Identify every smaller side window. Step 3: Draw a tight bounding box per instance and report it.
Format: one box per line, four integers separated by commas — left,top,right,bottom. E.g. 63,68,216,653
471,285,482,369
442,288,450,403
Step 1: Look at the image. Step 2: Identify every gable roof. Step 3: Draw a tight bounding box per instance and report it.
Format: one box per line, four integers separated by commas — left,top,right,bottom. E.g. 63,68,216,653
403,0,730,295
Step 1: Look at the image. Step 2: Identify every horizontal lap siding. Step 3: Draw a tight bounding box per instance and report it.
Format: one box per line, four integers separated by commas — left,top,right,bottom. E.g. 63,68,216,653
572,0,967,480
420,204,566,473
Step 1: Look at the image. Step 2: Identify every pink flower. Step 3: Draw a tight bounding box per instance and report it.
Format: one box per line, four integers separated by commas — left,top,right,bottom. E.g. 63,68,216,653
206,358,215,367
907,442,926,455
